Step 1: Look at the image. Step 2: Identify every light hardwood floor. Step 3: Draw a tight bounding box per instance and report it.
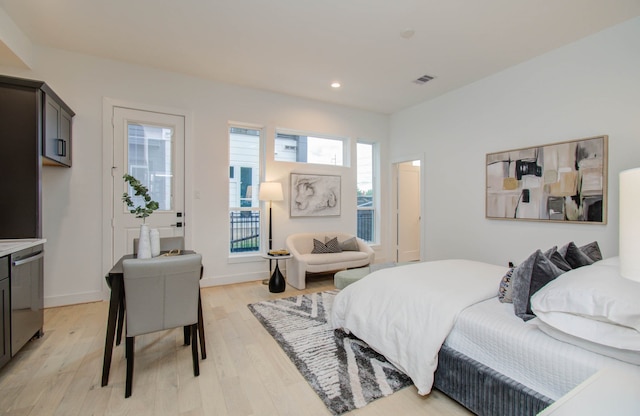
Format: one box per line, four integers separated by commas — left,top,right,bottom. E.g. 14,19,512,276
0,275,472,416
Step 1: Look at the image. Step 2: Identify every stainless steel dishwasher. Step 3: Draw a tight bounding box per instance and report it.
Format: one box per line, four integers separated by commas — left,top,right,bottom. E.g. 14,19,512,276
10,244,44,355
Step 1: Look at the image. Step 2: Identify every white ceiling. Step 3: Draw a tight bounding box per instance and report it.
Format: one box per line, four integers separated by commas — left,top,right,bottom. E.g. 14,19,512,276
1,0,639,114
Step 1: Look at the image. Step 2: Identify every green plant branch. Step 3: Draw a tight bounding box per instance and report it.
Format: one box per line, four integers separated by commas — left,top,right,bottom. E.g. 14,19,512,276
122,174,159,223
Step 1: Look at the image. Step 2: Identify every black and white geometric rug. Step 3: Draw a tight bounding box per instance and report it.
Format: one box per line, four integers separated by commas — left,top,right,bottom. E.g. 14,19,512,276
248,290,413,415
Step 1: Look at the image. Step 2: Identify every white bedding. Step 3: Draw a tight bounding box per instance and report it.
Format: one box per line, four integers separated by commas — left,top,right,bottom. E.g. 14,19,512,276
443,297,640,400
330,259,506,395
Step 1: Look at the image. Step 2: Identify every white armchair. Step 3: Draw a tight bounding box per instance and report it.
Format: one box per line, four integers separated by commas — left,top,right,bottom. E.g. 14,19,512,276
285,232,374,290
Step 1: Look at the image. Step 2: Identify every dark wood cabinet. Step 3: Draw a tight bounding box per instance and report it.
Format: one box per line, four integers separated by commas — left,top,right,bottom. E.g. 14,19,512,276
0,75,74,238
0,79,42,238
43,93,73,167
0,256,9,370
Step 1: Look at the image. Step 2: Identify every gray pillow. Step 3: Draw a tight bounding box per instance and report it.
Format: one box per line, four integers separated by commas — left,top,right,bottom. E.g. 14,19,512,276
548,250,572,272
311,237,342,253
499,245,561,303
512,250,565,321
561,242,594,269
580,241,602,262
339,236,359,251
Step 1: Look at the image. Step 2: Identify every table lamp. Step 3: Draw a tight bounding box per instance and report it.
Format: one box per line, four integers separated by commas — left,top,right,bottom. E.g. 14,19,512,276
619,168,640,282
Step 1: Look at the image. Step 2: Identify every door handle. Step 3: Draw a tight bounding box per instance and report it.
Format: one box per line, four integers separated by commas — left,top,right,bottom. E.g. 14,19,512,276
56,139,66,156
170,222,183,228
12,251,44,267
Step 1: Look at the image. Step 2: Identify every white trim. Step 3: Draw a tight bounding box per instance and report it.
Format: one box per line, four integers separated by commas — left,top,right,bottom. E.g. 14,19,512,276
357,139,380,245
45,291,104,308
390,153,425,262
227,122,266,259
101,97,193,298
275,127,350,167
227,254,264,264
200,272,266,287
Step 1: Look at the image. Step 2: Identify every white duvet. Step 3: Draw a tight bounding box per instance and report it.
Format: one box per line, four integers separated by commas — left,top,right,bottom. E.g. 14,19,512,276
331,259,507,395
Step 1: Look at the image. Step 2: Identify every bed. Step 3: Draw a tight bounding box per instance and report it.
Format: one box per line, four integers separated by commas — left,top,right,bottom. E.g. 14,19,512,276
330,243,640,416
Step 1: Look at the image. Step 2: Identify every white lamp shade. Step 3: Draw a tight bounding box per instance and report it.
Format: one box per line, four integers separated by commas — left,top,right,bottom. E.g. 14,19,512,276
619,168,640,282
259,182,283,202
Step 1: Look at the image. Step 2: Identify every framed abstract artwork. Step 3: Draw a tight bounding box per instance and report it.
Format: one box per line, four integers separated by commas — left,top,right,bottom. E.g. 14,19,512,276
486,135,608,223
290,173,341,217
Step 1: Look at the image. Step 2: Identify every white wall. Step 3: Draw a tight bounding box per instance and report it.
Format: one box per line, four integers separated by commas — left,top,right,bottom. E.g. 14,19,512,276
0,46,390,306
390,17,640,267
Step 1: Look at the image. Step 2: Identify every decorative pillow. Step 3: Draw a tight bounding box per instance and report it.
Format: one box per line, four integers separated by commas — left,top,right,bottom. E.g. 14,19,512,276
543,245,558,258
531,258,640,350
560,241,595,269
498,267,515,303
580,241,602,262
548,251,572,272
311,237,342,254
498,245,563,304
338,236,359,251
512,249,565,321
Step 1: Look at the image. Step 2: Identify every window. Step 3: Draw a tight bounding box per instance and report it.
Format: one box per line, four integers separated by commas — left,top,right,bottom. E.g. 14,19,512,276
357,141,376,243
275,130,346,166
127,123,173,211
229,126,262,254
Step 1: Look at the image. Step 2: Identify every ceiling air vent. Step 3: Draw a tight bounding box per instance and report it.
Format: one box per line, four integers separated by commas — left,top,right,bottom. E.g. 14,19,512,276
413,74,435,85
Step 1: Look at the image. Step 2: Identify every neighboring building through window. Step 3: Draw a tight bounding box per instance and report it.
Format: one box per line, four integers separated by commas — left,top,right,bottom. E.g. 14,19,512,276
229,126,262,254
357,141,376,243
275,130,346,166
127,123,173,211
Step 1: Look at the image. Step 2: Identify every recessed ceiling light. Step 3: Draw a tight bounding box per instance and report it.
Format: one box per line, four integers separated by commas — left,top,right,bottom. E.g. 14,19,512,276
400,28,415,39
331,82,341,89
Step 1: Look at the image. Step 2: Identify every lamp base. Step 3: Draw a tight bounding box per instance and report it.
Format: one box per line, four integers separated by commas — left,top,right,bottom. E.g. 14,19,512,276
268,263,286,293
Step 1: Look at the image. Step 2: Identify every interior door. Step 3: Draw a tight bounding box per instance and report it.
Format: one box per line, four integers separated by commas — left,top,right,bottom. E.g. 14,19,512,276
397,161,421,262
112,107,185,262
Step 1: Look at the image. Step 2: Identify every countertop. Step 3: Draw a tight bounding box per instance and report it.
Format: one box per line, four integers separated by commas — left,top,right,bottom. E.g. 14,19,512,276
0,238,47,257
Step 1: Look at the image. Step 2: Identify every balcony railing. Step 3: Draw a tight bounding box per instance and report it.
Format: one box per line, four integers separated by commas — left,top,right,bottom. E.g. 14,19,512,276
230,208,374,252
357,209,374,242
230,210,260,253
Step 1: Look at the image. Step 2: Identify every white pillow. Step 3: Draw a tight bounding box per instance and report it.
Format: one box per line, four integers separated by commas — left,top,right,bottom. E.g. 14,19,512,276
536,320,640,365
530,257,640,351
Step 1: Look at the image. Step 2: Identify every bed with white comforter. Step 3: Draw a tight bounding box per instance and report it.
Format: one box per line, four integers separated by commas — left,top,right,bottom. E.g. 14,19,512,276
330,259,507,395
331,254,640,413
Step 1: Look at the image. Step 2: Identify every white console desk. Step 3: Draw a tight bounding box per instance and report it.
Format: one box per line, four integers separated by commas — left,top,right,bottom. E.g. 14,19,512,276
538,368,640,415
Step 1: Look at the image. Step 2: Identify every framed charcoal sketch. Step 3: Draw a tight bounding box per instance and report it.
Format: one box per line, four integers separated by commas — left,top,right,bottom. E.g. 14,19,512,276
486,135,608,223
290,173,341,217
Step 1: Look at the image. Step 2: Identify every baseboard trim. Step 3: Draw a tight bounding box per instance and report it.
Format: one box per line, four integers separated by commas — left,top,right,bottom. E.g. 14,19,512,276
45,290,105,308
200,270,266,287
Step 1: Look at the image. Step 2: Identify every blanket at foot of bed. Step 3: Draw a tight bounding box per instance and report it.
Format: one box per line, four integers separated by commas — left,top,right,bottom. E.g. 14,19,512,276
331,259,507,395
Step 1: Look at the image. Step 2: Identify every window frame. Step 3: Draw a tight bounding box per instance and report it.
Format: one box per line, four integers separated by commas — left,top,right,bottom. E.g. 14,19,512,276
274,128,349,167
228,123,265,261
357,140,379,245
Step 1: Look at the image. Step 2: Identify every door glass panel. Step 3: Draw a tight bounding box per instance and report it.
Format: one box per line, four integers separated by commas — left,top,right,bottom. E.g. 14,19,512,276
127,123,173,211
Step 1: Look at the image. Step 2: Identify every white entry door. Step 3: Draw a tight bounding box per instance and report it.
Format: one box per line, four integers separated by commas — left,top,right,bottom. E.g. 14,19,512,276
396,161,421,262
111,107,185,263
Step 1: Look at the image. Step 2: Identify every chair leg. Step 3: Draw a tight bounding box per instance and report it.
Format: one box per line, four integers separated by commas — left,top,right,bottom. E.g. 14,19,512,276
198,293,207,359
191,324,200,377
183,326,191,346
116,299,125,346
125,336,134,398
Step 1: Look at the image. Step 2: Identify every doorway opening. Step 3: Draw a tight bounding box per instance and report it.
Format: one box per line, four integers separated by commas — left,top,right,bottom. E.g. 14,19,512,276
393,159,422,262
